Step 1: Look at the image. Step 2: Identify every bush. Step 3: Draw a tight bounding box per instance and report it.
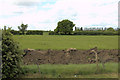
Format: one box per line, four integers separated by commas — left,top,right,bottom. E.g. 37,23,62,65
26,30,43,35
2,27,23,78
49,31,54,35
102,31,114,35
73,31,118,35
49,31,59,35
49,31,74,35
10,30,19,35
10,30,43,35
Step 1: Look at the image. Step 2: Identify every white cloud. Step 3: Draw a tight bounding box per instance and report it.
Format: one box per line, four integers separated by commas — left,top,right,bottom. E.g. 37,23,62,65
0,0,119,30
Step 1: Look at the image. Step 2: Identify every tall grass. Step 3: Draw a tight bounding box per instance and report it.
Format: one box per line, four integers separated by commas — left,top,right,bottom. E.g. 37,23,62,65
21,63,118,78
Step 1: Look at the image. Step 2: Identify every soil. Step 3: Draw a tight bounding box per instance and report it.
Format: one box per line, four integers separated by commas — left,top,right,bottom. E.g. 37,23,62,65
23,47,118,65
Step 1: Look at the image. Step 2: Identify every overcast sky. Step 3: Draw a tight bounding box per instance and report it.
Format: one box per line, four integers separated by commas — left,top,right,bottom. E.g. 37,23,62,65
0,0,119,30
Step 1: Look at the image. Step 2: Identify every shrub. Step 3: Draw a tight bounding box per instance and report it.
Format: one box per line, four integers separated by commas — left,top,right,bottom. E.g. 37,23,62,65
102,31,114,35
2,27,23,78
49,31,59,35
10,30,19,35
49,31,55,35
26,30,43,35
10,30,43,35
73,31,118,35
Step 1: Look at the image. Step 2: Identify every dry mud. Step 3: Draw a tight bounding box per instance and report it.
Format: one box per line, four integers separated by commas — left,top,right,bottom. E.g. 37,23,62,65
23,47,118,65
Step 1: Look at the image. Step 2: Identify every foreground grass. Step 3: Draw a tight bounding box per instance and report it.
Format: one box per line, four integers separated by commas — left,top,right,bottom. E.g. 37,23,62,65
21,63,118,78
13,35,118,50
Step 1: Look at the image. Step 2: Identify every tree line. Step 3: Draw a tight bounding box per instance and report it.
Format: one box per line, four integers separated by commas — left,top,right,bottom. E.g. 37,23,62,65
10,23,43,35
3,19,120,35
49,19,119,35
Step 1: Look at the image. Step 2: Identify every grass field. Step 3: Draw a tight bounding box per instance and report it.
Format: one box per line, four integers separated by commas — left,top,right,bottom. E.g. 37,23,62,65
21,63,118,78
15,35,118,78
13,35,118,50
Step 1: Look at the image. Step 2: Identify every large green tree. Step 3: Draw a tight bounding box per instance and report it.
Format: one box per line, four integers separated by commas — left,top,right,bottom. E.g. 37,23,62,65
54,19,75,35
18,23,28,35
107,27,115,31
2,26,23,78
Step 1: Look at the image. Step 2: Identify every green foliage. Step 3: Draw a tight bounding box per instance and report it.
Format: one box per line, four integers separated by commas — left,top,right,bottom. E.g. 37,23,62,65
118,29,120,35
10,30,20,35
10,30,43,35
73,31,118,35
51,26,118,35
49,31,55,35
107,27,115,32
18,23,28,35
80,27,83,31
2,26,23,78
55,19,75,35
49,31,59,35
102,31,114,35
75,27,83,31
26,30,43,35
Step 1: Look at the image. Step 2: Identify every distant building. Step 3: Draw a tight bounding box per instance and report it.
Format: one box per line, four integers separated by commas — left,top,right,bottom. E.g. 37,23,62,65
84,26,103,31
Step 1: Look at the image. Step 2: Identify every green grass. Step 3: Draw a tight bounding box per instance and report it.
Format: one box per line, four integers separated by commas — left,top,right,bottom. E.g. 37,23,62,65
21,63,118,78
13,35,118,50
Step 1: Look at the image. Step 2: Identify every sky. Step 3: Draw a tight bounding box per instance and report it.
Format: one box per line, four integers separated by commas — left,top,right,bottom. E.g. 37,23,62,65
0,0,119,31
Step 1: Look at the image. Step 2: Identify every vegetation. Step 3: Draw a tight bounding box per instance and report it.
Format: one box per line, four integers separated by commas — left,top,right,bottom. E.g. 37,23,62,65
49,30,118,35
49,19,118,35
21,63,118,78
9,20,119,35
54,19,75,35
10,30,20,35
10,30,43,35
75,27,83,31
13,35,118,50
26,30,43,35
107,27,115,31
73,31,118,35
18,23,28,35
2,27,23,78
1,21,119,78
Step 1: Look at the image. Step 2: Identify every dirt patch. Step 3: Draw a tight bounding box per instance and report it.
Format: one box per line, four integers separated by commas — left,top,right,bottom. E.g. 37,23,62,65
23,48,118,65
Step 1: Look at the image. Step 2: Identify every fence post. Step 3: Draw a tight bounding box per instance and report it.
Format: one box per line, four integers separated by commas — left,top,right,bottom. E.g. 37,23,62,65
36,62,40,73
91,50,99,71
